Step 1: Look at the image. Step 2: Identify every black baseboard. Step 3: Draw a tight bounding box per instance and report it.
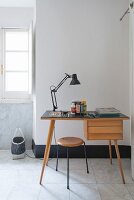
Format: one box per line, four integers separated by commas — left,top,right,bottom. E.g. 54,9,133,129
32,139,131,158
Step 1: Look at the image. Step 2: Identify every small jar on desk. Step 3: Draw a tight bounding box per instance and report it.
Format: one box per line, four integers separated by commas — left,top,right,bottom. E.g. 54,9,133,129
81,100,87,115
71,100,87,116
71,101,76,115
76,101,81,114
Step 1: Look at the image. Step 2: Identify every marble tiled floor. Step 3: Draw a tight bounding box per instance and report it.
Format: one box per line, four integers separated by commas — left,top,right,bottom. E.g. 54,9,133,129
0,151,134,200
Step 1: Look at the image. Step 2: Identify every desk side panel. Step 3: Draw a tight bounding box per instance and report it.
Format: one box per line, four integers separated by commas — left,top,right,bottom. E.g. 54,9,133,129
84,120,88,139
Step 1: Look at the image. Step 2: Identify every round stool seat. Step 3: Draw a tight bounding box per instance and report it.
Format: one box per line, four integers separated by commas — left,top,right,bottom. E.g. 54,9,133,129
57,137,84,147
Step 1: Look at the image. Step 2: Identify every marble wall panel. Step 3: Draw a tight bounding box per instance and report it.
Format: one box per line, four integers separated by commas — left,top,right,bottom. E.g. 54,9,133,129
0,103,33,150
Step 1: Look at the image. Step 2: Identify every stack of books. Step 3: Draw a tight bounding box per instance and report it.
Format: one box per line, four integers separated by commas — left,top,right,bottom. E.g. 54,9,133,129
96,107,121,117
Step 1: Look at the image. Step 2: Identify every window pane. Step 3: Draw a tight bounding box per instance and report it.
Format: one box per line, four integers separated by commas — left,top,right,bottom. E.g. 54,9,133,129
5,72,28,91
5,52,28,71
5,31,28,51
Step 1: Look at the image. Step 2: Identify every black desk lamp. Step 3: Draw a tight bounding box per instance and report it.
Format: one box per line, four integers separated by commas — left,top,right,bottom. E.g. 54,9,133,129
50,73,80,111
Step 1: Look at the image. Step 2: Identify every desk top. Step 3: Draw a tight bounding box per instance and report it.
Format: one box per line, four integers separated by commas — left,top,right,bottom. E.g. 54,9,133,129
41,111,129,121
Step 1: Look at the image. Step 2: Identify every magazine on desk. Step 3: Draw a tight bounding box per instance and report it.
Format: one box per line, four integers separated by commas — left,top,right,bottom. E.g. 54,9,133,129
96,107,121,117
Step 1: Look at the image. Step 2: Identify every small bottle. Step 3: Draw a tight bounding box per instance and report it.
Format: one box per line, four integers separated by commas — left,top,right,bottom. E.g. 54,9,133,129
71,102,76,114
81,100,87,114
80,101,84,114
76,101,81,114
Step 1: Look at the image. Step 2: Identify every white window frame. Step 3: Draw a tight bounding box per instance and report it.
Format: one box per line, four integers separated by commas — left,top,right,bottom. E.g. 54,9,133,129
0,27,32,100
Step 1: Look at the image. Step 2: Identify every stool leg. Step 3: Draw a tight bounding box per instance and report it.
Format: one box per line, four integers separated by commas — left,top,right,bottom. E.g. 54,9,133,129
67,147,69,189
56,145,59,171
109,140,112,165
83,142,89,174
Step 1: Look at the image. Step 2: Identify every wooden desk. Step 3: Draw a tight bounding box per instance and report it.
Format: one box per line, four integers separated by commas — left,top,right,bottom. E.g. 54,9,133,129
40,111,129,184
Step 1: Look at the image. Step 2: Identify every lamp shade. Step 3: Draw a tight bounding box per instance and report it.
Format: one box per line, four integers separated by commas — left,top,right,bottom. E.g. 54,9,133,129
70,74,80,85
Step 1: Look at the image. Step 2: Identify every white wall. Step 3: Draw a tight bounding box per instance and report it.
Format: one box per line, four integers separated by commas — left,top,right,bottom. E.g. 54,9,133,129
0,0,35,8
35,0,129,145
129,4,134,179
0,7,33,27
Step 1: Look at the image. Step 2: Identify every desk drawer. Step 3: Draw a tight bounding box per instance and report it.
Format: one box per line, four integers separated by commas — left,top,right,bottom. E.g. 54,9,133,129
88,126,122,134
87,120,122,127
84,120,123,140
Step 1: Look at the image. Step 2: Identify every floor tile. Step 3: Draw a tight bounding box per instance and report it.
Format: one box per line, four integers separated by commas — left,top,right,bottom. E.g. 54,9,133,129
93,168,123,183
98,184,133,200
70,169,96,184
45,167,95,184
70,184,101,200
47,158,66,171
91,158,114,170
96,169,134,184
7,184,40,200
126,184,134,199
48,159,94,184
91,159,131,170
0,150,42,170
42,167,67,184
48,158,91,171
120,159,131,170
123,169,134,184
17,169,41,185
91,159,133,184
0,169,18,186
67,158,91,170
0,185,14,200
38,184,69,200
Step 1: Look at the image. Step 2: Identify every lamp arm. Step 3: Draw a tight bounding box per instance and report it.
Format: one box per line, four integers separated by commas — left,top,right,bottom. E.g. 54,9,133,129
54,73,71,91
51,89,57,111
50,73,71,111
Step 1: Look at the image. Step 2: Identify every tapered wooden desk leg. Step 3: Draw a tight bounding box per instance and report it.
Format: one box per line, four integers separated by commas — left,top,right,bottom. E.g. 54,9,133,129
114,140,125,184
109,140,112,164
40,120,55,184
46,125,55,166
46,137,53,166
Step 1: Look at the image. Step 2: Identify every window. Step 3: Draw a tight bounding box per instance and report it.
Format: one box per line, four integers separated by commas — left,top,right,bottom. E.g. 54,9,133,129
0,27,32,99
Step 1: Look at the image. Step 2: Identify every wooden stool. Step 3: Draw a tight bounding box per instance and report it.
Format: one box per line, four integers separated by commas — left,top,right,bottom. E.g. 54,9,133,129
56,137,89,189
